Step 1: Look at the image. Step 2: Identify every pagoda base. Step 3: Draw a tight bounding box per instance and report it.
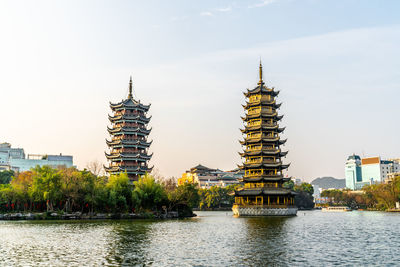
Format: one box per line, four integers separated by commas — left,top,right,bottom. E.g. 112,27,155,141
232,204,297,216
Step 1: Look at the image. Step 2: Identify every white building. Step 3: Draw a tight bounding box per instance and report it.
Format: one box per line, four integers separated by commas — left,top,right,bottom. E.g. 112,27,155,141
0,142,74,172
345,155,400,189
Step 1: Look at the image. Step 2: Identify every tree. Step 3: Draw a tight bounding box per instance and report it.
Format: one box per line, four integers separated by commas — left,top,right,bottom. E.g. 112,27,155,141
85,161,105,176
293,182,314,209
107,173,132,212
10,171,34,212
132,173,167,212
30,166,63,211
168,182,199,215
0,170,14,184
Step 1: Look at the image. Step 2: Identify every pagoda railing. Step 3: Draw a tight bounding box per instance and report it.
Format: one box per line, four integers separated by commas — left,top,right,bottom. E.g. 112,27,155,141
244,169,278,177
245,147,278,152
245,159,281,164
246,134,278,140
247,99,275,106
247,109,275,116
233,204,295,209
245,123,278,129
244,183,279,189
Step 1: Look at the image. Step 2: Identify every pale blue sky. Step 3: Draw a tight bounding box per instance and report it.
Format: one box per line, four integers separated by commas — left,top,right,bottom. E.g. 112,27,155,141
1,0,400,181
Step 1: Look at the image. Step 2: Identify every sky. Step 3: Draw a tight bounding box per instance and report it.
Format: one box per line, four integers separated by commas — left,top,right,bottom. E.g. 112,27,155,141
1,0,399,181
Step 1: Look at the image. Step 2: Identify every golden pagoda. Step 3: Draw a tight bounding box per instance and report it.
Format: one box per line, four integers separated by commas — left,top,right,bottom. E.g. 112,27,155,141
232,62,297,216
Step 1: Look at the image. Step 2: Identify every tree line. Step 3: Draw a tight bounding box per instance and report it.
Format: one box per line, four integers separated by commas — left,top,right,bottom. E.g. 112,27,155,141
0,166,198,216
321,175,400,210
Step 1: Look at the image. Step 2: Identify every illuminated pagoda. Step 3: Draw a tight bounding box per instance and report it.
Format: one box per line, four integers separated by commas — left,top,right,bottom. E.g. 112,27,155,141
105,77,153,182
232,62,297,216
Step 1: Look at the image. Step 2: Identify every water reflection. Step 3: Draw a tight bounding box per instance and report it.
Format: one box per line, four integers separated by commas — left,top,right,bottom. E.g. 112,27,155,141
104,220,154,265
233,216,293,266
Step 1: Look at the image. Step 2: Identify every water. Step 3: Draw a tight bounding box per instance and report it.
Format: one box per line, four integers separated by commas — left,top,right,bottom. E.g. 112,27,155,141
0,210,399,266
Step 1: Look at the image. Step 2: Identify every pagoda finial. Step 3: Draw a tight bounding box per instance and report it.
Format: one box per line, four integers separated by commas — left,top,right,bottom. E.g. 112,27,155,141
128,76,133,99
258,59,264,85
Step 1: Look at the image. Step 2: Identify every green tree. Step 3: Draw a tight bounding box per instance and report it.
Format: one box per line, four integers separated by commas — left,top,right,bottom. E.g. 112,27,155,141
0,170,14,184
30,166,63,211
106,172,132,212
168,182,199,215
132,173,167,212
293,182,314,209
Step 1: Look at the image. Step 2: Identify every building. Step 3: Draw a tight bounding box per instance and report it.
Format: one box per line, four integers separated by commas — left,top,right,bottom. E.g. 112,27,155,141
361,157,399,184
178,164,242,189
0,142,73,172
105,77,153,182
345,155,400,189
232,62,297,216
345,154,364,190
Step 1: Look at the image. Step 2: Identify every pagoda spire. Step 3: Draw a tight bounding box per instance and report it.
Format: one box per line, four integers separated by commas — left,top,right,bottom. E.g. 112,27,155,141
258,60,264,85
128,76,133,99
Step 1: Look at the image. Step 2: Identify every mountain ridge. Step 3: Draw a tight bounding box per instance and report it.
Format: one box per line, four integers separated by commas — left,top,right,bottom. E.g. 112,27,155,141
311,176,345,189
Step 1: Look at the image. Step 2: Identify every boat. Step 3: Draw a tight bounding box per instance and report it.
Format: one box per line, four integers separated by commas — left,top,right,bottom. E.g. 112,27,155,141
321,206,352,212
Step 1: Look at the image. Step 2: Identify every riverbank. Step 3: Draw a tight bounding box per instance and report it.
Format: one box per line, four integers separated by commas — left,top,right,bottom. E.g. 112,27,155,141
0,211,196,220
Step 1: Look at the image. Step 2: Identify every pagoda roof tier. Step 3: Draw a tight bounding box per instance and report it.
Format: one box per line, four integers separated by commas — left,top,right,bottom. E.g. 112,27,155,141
107,126,151,135
241,139,287,147
240,124,284,133
239,150,288,157
242,112,280,121
238,162,290,169
105,152,153,161
234,188,294,196
241,122,284,133
104,165,153,173
243,100,281,109
243,85,280,97
106,139,152,148
241,176,291,182
110,98,150,112
239,136,287,145
108,114,151,123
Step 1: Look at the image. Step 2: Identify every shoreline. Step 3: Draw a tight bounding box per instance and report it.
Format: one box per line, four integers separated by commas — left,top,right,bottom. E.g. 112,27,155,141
0,211,196,221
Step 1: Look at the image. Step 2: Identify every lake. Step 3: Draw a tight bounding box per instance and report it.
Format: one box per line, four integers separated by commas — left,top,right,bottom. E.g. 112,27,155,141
0,210,399,266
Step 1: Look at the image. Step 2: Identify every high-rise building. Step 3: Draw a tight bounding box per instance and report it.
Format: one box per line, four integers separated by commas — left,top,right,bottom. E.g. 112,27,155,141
105,77,153,182
345,154,363,190
232,62,297,216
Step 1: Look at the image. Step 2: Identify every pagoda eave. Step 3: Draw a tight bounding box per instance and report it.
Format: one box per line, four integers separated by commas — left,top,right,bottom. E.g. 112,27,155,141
235,188,293,196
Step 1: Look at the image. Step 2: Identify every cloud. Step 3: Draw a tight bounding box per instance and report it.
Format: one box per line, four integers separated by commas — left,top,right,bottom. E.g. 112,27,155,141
248,0,277,8
216,6,232,12
200,11,214,17
170,15,188,21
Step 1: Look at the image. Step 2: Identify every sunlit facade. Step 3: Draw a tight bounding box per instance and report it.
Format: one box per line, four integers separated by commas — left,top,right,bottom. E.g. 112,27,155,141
232,63,297,216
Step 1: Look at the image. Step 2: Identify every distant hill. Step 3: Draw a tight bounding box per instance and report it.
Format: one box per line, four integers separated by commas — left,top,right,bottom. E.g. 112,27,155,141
311,177,345,189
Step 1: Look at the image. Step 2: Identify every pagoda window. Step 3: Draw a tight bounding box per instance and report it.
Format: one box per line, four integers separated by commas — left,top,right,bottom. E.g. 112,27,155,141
264,157,275,162
247,132,261,139
247,145,261,151
260,106,272,113
260,95,271,102
248,107,261,115
249,94,261,103
248,119,261,127
245,169,263,177
246,156,261,163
